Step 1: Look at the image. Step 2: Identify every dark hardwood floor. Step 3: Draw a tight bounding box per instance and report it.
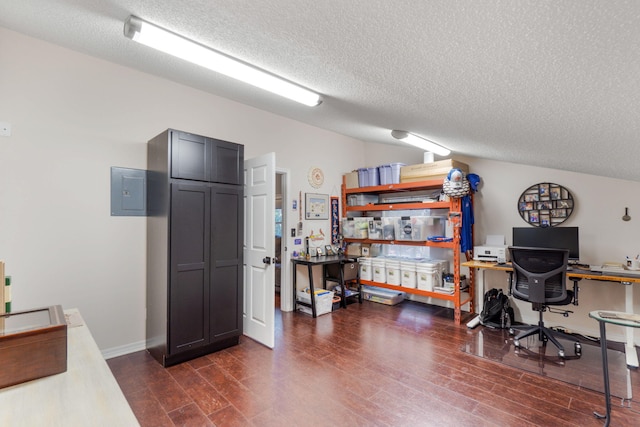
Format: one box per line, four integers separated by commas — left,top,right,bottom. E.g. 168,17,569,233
108,299,640,426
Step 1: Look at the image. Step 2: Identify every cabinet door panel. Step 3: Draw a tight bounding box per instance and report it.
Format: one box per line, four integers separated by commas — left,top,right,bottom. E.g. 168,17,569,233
171,131,209,181
210,186,243,340
170,184,211,353
210,139,243,185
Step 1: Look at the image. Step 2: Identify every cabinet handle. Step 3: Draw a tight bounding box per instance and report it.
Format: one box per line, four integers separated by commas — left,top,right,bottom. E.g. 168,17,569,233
263,257,272,265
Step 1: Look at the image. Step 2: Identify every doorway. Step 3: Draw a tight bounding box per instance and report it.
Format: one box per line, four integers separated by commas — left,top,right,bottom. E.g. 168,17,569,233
274,169,290,311
275,172,283,305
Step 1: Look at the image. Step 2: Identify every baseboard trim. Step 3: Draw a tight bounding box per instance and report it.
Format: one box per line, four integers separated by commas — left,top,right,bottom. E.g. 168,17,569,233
102,340,146,360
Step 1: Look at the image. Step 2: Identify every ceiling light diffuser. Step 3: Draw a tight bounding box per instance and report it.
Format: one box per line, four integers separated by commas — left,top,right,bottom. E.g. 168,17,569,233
123,16,322,107
390,130,451,156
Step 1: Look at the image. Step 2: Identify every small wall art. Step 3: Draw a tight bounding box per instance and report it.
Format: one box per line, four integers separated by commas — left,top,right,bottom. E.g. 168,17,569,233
305,193,329,220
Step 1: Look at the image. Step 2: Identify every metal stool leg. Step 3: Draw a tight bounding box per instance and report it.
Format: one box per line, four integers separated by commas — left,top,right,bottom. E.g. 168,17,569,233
593,320,611,427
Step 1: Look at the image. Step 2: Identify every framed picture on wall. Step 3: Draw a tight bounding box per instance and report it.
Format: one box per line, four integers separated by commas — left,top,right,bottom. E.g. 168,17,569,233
305,193,329,220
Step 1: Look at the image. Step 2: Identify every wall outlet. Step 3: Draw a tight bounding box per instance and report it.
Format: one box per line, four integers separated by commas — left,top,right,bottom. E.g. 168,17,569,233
0,122,11,137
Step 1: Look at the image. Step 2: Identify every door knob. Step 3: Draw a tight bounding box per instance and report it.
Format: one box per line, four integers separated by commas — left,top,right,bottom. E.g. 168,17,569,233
263,257,272,265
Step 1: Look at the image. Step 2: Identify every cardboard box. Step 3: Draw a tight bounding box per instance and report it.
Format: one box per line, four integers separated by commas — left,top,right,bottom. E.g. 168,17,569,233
0,305,67,389
400,160,469,183
343,171,359,189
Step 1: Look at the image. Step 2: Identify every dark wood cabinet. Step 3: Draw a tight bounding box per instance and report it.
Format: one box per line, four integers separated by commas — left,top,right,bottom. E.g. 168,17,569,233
171,130,243,185
147,129,244,366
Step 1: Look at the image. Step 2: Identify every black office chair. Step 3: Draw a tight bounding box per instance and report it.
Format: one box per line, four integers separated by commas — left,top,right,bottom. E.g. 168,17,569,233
508,246,581,358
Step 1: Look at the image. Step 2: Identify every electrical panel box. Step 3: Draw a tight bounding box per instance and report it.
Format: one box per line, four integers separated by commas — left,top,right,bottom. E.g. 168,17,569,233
110,166,147,216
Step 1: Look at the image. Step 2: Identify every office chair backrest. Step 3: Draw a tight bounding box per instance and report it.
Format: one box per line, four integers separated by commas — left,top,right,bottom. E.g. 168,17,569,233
508,246,569,304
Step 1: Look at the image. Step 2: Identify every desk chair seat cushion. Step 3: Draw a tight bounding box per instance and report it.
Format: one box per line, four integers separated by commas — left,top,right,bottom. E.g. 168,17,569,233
512,288,574,307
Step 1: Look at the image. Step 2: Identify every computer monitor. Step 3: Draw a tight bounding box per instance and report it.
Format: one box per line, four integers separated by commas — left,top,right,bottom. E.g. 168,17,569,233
512,227,580,262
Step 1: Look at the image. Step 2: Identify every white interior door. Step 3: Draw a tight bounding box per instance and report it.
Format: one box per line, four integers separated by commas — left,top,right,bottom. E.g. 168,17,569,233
243,152,275,348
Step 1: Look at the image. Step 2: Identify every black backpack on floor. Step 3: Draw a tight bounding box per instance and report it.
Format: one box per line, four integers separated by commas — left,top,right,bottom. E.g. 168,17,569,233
480,288,514,329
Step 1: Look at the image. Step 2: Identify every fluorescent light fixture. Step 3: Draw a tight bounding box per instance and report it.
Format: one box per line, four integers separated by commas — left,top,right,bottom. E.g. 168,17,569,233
390,130,451,156
123,16,322,107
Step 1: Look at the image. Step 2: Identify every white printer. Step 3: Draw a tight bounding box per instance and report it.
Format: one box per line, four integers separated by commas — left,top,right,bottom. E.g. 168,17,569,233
473,246,508,263
473,235,508,263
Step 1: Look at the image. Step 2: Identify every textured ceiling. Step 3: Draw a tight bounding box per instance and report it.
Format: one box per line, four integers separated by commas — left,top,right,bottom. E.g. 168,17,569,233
2,1,640,180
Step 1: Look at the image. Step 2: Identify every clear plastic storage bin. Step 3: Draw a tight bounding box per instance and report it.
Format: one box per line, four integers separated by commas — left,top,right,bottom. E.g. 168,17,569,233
378,163,406,185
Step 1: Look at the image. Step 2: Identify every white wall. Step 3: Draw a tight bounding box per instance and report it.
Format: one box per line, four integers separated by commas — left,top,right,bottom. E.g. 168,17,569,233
0,28,378,355
2,27,638,355
462,156,640,342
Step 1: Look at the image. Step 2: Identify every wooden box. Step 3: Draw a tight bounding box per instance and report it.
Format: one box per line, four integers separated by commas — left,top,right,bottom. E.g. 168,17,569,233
400,160,470,183
0,305,67,389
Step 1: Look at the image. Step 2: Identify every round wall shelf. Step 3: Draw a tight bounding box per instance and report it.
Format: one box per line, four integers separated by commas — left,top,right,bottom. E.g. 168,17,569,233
517,182,574,227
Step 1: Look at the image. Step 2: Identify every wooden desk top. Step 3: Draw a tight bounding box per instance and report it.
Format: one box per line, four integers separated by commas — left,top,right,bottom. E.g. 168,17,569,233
462,260,640,283
0,309,139,426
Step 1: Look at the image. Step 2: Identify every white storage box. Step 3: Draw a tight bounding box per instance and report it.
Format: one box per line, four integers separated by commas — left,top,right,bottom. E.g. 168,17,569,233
400,260,417,288
359,257,372,281
385,259,401,285
297,289,334,316
362,286,404,305
416,262,439,291
371,258,387,283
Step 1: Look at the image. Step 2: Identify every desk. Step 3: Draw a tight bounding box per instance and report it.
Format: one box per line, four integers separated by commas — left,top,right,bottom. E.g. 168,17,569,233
589,311,640,427
291,255,358,317
0,309,139,426
463,260,640,368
